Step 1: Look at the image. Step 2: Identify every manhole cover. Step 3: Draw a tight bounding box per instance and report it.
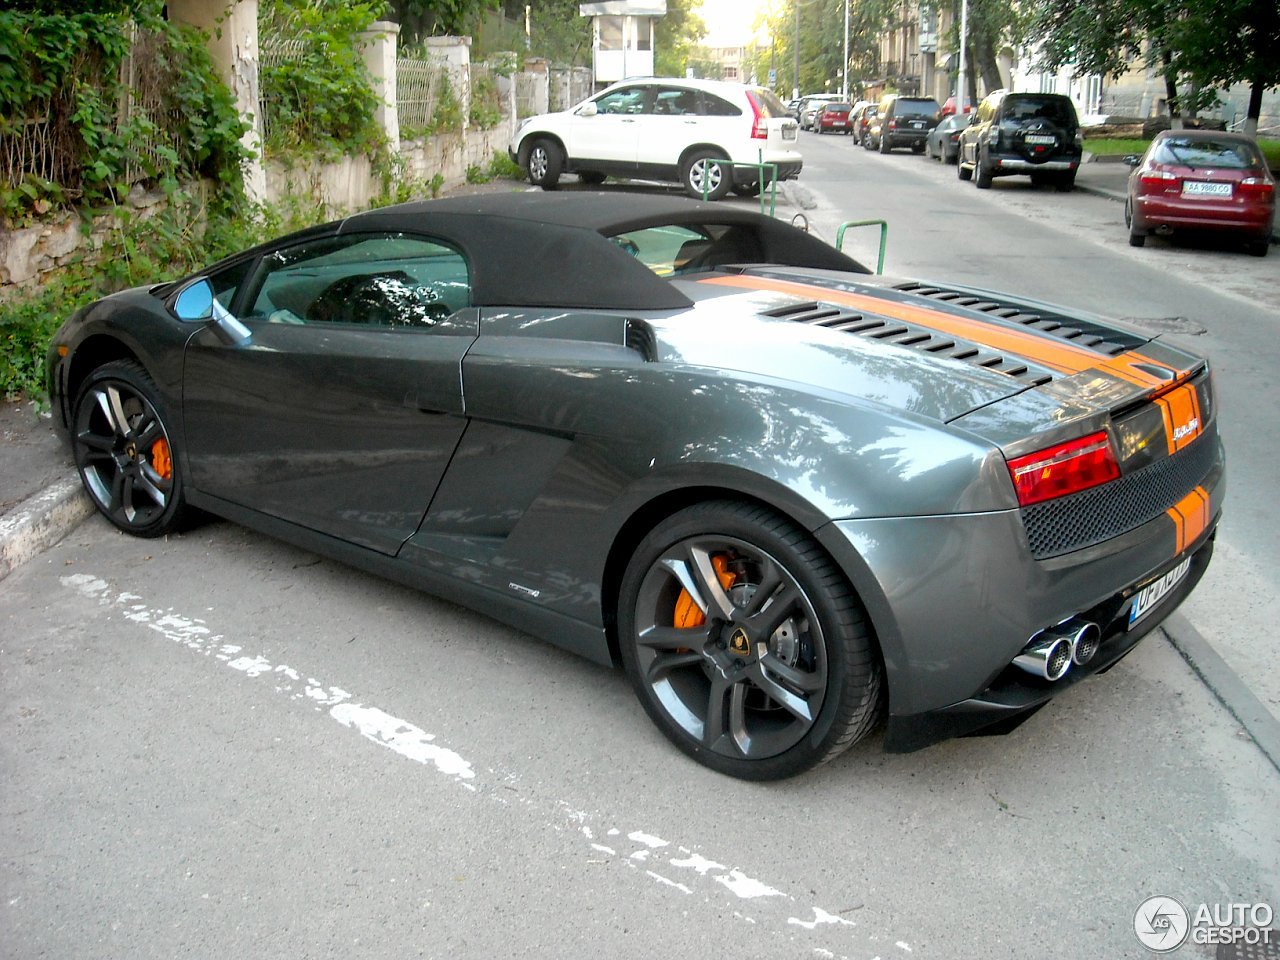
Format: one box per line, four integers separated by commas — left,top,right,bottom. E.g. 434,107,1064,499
1120,315,1208,335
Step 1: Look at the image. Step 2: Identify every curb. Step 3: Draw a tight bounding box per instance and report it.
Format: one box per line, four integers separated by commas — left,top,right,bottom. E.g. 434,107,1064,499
0,475,92,582
1162,613,1280,775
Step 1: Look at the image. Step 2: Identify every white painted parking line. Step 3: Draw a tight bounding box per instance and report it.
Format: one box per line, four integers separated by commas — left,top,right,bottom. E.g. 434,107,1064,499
61,571,916,957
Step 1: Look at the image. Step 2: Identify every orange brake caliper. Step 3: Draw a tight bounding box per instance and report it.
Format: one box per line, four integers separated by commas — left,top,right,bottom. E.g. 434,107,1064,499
149,437,173,480
673,554,736,628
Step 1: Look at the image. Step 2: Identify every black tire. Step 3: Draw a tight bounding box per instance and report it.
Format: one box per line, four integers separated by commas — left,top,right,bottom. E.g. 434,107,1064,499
957,156,972,181
681,150,732,201
526,139,562,189
1055,171,1076,192
1125,199,1146,246
1248,239,1269,257
731,181,762,197
878,134,891,154
975,150,993,189
577,170,606,185
72,360,188,538
910,142,925,154
617,500,882,780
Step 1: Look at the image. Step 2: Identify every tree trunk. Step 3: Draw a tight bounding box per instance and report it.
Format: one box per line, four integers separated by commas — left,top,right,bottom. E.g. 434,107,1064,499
1161,47,1182,129
1243,78,1263,137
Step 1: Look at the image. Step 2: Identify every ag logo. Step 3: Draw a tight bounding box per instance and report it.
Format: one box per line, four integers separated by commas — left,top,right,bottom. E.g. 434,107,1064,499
728,627,750,657
1134,896,1190,952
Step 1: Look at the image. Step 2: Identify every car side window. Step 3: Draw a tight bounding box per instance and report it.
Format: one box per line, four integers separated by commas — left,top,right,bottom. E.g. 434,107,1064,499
653,86,700,115
595,86,651,115
700,93,741,117
243,233,470,328
206,258,255,310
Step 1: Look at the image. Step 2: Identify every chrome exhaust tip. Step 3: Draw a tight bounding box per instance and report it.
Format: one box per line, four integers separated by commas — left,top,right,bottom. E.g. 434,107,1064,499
1068,622,1102,666
1013,634,1074,681
1012,620,1102,680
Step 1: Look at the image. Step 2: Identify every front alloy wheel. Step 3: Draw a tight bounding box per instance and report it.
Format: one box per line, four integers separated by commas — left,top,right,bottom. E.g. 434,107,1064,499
619,501,882,780
73,360,187,537
682,151,731,200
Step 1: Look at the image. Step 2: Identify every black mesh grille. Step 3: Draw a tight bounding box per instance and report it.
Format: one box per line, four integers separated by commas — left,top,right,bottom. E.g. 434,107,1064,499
1022,432,1218,559
893,281,1148,357
763,301,1053,387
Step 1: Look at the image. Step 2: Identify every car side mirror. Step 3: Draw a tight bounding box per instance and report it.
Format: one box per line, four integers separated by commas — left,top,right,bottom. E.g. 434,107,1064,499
172,277,251,344
578,101,598,118
1122,154,1141,167
173,278,213,320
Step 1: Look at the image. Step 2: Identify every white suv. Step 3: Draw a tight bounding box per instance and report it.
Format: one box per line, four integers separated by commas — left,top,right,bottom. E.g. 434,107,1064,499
509,78,803,201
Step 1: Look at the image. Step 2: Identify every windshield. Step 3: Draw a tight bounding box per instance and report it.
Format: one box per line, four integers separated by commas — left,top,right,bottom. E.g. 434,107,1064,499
896,99,941,119
1002,96,1076,127
1153,137,1264,170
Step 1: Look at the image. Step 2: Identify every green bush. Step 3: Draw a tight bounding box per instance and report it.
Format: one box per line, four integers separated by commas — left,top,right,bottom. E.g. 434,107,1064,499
258,0,386,159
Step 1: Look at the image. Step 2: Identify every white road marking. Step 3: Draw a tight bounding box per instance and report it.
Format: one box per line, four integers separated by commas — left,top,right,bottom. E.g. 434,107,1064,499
61,571,915,955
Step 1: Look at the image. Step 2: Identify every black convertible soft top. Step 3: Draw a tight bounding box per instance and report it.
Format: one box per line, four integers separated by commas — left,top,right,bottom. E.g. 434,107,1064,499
340,192,864,311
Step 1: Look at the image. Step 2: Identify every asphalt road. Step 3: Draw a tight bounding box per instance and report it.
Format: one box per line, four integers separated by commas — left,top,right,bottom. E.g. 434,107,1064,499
3,145,1279,960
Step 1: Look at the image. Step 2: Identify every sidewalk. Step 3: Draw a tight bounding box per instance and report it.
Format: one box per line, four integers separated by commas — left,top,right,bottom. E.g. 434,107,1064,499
1074,154,1133,202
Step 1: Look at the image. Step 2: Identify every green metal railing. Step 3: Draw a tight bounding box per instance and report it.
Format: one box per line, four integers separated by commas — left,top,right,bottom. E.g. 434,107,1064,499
699,156,779,217
835,219,889,274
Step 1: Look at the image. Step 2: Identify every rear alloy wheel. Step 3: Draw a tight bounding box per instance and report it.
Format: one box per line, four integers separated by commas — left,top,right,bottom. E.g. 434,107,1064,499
526,139,562,189
681,150,732,201
618,501,882,780
72,360,187,538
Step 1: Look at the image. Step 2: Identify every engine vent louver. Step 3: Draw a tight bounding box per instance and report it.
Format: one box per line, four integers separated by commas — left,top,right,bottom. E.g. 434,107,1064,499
893,282,1147,357
763,301,1052,387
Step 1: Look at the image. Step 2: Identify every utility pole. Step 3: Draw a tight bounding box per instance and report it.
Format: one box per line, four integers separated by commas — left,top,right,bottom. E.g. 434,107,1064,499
793,1,800,100
842,0,849,100
956,0,968,113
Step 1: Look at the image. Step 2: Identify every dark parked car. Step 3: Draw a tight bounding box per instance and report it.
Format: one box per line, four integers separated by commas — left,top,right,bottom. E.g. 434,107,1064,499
958,90,1082,190
926,113,968,163
1124,130,1275,256
868,95,941,153
47,193,1223,780
816,102,853,134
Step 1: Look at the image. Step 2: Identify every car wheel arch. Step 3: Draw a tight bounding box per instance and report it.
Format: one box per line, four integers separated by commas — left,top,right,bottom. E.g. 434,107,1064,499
518,133,566,167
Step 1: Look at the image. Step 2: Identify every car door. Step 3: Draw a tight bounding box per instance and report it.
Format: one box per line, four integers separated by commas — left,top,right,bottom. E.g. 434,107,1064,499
567,83,651,172
181,231,476,556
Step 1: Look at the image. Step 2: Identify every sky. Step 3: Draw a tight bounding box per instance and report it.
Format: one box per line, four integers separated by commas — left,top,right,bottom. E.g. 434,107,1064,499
697,0,771,48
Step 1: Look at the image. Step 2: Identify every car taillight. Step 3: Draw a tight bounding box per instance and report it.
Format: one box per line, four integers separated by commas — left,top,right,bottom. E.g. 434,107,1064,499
887,119,897,129
1006,431,1120,507
1240,177,1274,199
746,91,767,139
1139,169,1178,189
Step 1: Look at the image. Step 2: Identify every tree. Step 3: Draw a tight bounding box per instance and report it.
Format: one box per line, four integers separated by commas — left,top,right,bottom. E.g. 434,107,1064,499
655,0,707,76
1027,0,1280,132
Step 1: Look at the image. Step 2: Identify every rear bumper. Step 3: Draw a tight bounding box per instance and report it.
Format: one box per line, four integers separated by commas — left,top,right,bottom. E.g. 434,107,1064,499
993,157,1079,172
1134,195,1275,237
734,159,803,185
881,529,1216,752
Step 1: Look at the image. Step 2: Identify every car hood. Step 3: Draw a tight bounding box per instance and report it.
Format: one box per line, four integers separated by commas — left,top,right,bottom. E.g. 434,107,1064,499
662,269,1204,439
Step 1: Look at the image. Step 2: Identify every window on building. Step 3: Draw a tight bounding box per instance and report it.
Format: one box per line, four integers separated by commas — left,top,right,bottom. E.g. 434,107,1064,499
599,16,623,51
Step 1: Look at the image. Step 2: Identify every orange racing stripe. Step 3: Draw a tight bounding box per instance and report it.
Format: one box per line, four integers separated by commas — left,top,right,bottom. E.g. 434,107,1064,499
1154,383,1204,455
1167,486,1210,554
700,274,1174,387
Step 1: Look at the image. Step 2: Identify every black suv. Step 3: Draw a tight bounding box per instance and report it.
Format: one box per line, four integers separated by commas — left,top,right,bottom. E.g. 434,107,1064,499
868,95,941,153
957,91,1082,190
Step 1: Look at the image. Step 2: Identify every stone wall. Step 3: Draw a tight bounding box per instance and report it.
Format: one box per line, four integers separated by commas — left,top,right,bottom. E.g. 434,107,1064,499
0,184,206,300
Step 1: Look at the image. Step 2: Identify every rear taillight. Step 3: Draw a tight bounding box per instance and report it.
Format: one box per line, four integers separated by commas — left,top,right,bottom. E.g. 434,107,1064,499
1139,168,1178,189
1006,431,1120,507
887,119,897,130
1240,177,1274,199
746,91,767,139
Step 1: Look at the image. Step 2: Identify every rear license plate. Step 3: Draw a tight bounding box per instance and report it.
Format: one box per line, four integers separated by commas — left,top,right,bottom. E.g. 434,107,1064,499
1182,181,1232,197
911,121,924,129
1025,134,1056,145
832,121,846,126
783,128,797,141
1128,556,1192,629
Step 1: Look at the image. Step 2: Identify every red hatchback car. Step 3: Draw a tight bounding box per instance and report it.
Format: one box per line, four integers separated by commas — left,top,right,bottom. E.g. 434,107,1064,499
816,102,853,134
1125,130,1275,256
